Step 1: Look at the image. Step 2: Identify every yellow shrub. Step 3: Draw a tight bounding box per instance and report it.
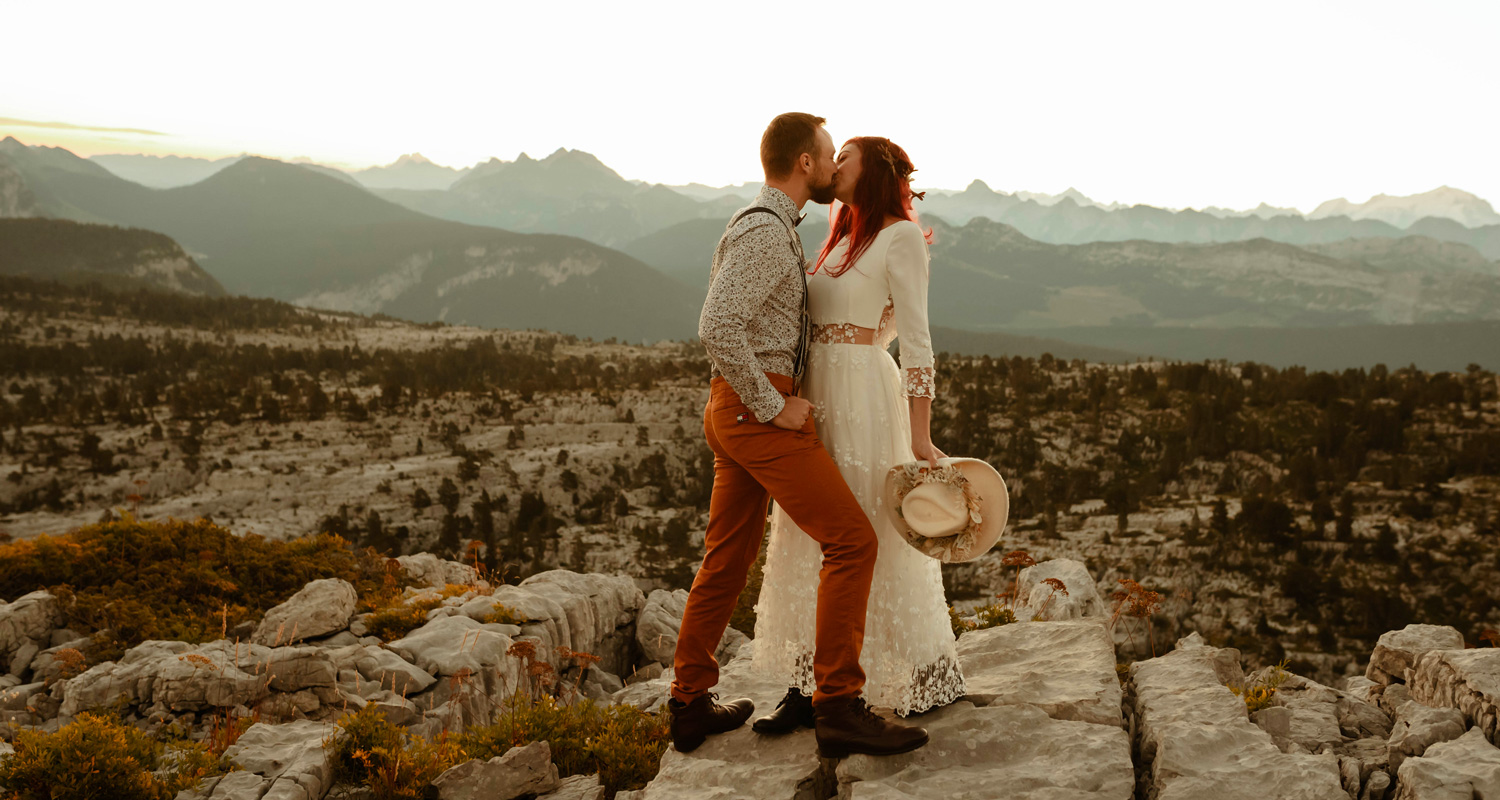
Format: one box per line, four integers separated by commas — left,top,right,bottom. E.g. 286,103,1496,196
481,602,524,626
364,595,446,642
1230,660,1290,713
327,704,464,800
0,712,224,800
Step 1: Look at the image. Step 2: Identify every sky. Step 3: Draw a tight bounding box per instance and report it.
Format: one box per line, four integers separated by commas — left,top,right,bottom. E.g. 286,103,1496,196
1,0,1495,213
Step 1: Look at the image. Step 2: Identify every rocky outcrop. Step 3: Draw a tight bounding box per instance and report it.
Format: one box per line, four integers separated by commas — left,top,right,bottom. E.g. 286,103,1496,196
1392,728,1500,799
1366,625,1465,686
1388,700,1467,771
1127,635,1346,799
837,702,1133,799
252,579,359,646
1408,648,1500,746
635,589,748,667
955,619,1122,726
431,740,560,800
183,719,336,800
0,591,63,672
397,553,485,589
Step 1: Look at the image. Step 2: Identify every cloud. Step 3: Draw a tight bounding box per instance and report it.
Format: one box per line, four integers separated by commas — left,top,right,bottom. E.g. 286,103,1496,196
0,117,168,136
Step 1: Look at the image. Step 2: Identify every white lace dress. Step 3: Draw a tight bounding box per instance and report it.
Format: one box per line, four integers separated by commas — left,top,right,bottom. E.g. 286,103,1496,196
751,220,965,716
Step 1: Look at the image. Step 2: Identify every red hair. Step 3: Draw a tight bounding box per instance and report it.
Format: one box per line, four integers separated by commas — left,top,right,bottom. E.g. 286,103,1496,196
813,137,932,278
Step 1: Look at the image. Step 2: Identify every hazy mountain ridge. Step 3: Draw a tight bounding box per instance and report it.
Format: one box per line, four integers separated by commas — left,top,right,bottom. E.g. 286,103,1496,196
0,217,225,296
1309,186,1500,229
89,152,248,188
3,139,700,342
350,152,470,191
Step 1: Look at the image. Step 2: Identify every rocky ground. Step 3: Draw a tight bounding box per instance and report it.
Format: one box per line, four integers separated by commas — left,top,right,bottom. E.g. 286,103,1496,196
2,554,1496,799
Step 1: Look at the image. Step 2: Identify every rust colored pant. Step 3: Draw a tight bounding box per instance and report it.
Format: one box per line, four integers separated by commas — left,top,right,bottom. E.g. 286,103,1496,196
670,373,878,707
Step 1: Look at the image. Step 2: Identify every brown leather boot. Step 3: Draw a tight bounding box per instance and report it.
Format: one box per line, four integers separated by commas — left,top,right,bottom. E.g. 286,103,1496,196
668,692,754,753
814,695,929,758
752,688,815,734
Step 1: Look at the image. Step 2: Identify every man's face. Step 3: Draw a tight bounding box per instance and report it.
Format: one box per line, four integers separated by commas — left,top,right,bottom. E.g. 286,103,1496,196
807,127,838,205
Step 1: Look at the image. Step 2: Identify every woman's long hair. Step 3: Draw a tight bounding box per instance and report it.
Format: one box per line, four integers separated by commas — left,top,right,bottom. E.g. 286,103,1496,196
813,137,932,277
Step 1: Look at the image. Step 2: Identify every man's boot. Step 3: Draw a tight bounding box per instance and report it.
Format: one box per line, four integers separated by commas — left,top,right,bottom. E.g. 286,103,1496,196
669,693,754,753
814,695,929,758
752,688,815,734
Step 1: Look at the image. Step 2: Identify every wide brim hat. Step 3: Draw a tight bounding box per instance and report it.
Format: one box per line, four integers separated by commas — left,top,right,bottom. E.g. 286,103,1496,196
882,457,1008,563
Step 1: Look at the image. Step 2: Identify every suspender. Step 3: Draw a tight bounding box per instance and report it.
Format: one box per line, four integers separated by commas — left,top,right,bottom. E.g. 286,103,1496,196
713,206,812,394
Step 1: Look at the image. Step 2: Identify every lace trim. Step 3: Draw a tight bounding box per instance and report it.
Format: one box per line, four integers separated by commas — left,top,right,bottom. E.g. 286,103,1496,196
875,300,896,347
811,322,876,345
774,647,966,717
904,367,936,399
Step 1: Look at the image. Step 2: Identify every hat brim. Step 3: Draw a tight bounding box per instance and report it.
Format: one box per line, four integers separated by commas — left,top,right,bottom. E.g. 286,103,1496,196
883,457,1009,563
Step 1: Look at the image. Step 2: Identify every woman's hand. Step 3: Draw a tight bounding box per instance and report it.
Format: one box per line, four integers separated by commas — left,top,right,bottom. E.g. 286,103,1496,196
912,438,948,468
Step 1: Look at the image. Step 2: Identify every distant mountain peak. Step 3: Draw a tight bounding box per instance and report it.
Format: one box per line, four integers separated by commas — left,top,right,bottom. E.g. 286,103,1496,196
1310,186,1499,229
964,179,994,194
393,153,434,166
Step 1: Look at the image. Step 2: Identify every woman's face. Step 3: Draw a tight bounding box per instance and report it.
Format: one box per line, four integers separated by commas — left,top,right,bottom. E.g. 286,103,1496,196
833,143,861,206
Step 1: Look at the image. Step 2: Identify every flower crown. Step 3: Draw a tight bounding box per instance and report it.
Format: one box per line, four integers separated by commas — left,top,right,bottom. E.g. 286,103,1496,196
878,144,926,201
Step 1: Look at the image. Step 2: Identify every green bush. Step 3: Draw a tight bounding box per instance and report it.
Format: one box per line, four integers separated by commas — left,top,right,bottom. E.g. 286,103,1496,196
462,693,671,795
0,712,223,800
364,595,446,642
0,516,407,662
480,601,523,626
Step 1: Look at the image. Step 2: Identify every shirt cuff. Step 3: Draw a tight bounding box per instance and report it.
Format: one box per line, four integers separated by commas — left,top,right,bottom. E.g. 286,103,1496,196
749,391,787,424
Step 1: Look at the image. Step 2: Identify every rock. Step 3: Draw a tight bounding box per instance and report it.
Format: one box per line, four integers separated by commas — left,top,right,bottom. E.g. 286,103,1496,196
333,644,437,696
29,638,90,685
1014,558,1108,621
1392,728,1500,799
1361,770,1391,800
0,591,62,670
386,615,516,678
955,619,1123,727
1387,701,1467,771
8,641,40,678
1128,639,1346,799
1376,684,1413,718
252,578,358,646
539,774,605,800
630,646,830,799
636,590,747,668
397,553,484,589
1408,647,1500,746
1366,625,1464,686
625,663,665,686
836,702,1133,799
516,570,646,676
431,740,560,800
217,719,336,800
0,682,45,712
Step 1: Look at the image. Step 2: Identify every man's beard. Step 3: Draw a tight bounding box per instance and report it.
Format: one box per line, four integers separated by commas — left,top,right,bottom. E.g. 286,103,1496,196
808,173,837,205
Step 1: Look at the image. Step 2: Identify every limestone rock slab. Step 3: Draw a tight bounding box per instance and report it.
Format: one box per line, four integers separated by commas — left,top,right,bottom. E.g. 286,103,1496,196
1388,701,1467,771
220,719,336,800
252,578,358,646
836,702,1133,799
432,740,560,800
1408,647,1500,746
387,614,515,677
1392,728,1500,799
516,570,646,676
955,619,1122,727
636,589,748,668
1366,625,1463,686
539,774,605,800
0,591,62,669
396,553,484,589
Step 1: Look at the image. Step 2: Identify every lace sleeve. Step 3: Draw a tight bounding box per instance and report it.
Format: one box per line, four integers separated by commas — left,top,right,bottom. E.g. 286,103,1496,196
887,223,936,399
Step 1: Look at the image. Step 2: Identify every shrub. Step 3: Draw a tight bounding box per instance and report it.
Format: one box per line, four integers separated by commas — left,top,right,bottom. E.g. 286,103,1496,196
974,602,1017,630
0,516,407,663
949,606,975,638
462,694,671,796
327,704,463,800
481,601,523,626
1230,660,1289,713
0,712,223,800
364,594,446,641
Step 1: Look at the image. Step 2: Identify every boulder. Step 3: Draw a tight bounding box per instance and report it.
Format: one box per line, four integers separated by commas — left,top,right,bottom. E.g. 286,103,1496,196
386,615,516,677
219,719,336,800
397,553,484,589
0,591,63,670
955,619,1122,727
836,702,1133,799
431,740,559,800
252,578,358,646
516,570,646,675
1014,558,1107,621
1408,647,1500,746
1393,728,1500,799
1366,625,1464,686
636,589,747,667
1387,701,1467,771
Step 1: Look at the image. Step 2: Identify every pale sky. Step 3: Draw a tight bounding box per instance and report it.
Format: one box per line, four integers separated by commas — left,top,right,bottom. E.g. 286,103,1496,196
2,0,1495,212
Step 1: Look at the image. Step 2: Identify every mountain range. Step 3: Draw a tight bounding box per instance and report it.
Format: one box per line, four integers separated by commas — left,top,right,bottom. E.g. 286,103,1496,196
0,218,224,296
5,135,1498,369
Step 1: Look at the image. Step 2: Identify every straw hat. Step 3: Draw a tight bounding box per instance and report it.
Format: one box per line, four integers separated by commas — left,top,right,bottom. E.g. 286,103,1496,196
883,457,1008,563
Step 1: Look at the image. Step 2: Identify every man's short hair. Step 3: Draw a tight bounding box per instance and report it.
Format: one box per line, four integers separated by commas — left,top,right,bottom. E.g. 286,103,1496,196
760,113,826,180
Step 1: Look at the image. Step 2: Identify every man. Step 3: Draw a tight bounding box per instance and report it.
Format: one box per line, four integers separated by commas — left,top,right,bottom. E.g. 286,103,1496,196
668,112,929,759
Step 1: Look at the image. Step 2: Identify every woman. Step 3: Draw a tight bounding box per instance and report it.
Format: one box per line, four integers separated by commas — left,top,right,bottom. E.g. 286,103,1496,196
751,137,964,727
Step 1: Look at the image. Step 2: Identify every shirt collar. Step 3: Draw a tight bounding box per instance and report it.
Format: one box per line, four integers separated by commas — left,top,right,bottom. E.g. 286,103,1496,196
756,186,805,228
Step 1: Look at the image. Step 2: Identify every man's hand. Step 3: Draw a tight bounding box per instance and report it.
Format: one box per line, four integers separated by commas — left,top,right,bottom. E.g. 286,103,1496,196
771,396,815,431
